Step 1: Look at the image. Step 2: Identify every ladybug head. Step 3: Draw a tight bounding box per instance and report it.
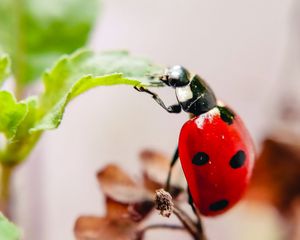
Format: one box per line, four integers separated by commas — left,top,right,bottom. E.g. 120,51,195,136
160,65,190,87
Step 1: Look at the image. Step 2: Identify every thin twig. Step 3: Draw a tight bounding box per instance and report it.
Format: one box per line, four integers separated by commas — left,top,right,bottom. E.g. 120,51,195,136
137,224,185,240
187,188,206,239
173,204,199,239
194,208,206,240
154,188,207,240
174,201,207,240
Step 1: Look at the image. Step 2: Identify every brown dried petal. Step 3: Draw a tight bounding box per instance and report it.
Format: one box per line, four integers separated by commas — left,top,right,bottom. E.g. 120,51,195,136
128,200,155,222
97,164,136,187
97,164,151,203
105,191,155,222
247,138,300,214
75,216,137,240
140,150,170,187
105,198,131,219
140,150,184,196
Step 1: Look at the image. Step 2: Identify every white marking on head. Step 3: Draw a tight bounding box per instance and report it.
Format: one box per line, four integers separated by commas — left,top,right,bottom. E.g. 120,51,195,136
175,85,193,103
166,65,182,79
195,107,219,129
171,71,181,79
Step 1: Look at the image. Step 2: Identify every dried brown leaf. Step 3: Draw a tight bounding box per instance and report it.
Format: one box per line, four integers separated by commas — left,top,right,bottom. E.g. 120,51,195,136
97,165,151,203
97,164,136,187
247,138,300,214
140,150,169,190
75,152,186,240
128,200,154,222
140,150,184,196
75,216,137,240
105,198,130,219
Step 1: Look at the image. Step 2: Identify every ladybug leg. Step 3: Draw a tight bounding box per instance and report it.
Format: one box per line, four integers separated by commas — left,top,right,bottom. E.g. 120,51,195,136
187,187,197,214
165,146,179,191
134,86,181,113
188,187,203,235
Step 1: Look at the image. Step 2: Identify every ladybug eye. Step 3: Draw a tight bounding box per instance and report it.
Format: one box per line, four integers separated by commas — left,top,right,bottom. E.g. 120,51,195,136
162,65,190,87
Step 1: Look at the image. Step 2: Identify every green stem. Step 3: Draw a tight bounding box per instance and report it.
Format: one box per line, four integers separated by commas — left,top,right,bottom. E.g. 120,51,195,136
0,132,42,216
15,82,26,100
2,132,42,166
13,0,26,100
0,164,13,217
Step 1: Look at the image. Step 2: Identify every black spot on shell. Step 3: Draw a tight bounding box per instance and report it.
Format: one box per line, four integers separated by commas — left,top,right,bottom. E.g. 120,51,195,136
192,152,209,166
230,150,246,169
209,199,229,211
217,106,235,125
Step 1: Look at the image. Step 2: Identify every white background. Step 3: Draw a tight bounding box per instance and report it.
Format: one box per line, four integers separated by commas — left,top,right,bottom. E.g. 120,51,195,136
12,0,297,239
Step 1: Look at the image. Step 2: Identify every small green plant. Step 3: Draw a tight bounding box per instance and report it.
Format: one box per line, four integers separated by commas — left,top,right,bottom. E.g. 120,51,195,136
0,0,163,237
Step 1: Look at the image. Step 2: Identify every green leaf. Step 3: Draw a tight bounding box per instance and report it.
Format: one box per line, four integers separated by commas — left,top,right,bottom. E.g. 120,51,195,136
30,50,163,132
0,214,20,240
0,91,28,141
0,0,99,85
0,96,40,164
0,54,11,87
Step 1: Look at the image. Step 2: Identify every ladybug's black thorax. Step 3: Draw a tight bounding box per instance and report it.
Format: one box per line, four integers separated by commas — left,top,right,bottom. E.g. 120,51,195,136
175,75,217,116
217,106,235,125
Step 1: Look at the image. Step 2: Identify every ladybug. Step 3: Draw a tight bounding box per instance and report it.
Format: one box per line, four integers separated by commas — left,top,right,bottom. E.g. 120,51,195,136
135,65,255,216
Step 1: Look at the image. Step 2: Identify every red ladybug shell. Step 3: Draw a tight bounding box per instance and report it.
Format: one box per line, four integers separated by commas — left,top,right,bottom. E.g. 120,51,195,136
178,106,255,216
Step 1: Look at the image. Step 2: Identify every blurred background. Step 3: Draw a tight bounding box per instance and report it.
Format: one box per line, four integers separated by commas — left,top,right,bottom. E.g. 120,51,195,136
8,0,300,239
